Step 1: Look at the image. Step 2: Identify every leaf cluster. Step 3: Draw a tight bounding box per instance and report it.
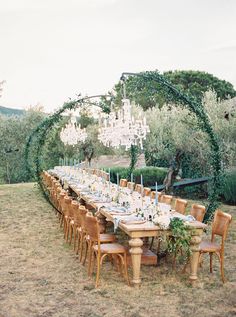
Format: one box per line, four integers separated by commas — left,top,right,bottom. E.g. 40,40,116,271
167,218,192,259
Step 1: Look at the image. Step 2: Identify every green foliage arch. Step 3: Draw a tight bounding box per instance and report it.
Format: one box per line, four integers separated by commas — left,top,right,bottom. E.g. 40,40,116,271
25,71,222,222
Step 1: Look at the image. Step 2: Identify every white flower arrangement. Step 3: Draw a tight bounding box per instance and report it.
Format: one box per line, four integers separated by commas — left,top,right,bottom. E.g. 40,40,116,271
152,203,171,229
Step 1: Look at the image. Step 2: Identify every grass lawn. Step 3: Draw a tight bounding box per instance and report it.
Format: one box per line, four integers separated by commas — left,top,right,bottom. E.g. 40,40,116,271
0,183,235,317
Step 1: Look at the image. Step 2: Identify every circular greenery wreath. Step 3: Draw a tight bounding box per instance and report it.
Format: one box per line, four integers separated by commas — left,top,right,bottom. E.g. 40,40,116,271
25,71,223,222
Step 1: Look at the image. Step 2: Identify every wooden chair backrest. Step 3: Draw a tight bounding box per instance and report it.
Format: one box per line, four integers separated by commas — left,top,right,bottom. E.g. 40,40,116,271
52,179,58,186
59,192,67,212
99,171,107,180
127,182,135,190
143,187,151,197
85,214,99,243
67,200,75,218
160,194,173,205
64,196,73,216
135,184,143,194
80,207,88,231
53,182,61,194
120,179,128,187
174,198,188,215
56,186,62,196
190,204,206,222
212,210,232,243
76,205,86,228
151,191,162,201
47,176,53,187
103,172,109,181
71,200,80,223
97,170,102,177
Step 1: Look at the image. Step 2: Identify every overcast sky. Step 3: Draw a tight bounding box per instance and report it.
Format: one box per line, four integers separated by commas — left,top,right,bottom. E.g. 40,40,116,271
0,0,236,112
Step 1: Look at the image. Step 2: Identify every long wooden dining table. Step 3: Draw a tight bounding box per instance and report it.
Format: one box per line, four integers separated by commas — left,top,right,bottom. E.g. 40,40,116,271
65,181,207,288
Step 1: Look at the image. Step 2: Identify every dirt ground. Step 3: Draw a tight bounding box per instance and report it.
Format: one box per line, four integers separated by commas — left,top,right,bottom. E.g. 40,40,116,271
0,183,235,317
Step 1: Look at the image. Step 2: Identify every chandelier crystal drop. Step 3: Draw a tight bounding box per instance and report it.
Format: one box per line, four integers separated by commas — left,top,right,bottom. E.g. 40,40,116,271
60,115,87,146
98,98,150,150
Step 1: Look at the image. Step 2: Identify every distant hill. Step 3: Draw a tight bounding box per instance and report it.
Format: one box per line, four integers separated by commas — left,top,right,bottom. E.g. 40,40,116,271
0,106,25,116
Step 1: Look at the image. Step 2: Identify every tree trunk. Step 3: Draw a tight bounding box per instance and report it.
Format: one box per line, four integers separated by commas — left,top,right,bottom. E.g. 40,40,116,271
6,161,11,184
162,150,183,194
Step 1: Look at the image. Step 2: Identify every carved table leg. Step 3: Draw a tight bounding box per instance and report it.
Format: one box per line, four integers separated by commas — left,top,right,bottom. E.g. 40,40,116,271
129,238,143,287
189,231,202,285
96,212,107,234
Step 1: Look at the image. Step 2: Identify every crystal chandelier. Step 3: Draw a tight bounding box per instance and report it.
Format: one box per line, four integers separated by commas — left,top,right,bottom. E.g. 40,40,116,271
60,115,87,146
98,98,150,150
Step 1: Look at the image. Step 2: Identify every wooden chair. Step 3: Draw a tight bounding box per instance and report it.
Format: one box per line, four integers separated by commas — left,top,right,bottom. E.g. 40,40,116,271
68,200,80,247
160,194,173,205
78,209,116,264
85,214,129,287
63,196,73,240
199,209,232,282
120,179,128,187
127,182,135,191
58,191,67,227
103,172,109,181
52,182,62,210
134,184,143,194
70,202,83,251
174,198,188,215
190,204,206,222
75,206,88,257
143,187,151,197
49,179,58,205
54,186,63,219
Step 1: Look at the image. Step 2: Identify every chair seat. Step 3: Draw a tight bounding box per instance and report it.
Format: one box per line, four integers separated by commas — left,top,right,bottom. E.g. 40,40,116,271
200,240,221,252
93,243,126,254
100,233,116,243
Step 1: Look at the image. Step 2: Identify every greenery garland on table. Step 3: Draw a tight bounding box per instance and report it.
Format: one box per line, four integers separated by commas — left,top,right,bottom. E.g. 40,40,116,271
25,71,222,222
167,218,192,261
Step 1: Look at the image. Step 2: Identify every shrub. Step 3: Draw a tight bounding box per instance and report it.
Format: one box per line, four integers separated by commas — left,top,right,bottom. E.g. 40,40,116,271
221,169,236,204
133,167,167,186
103,167,129,184
104,166,167,186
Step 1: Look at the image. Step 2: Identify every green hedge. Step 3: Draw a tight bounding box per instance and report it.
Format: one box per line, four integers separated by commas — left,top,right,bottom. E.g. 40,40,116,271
221,168,236,204
104,166,167,187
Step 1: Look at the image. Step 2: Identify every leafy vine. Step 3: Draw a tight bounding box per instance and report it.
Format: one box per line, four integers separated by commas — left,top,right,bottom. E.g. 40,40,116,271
167,218,192,261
